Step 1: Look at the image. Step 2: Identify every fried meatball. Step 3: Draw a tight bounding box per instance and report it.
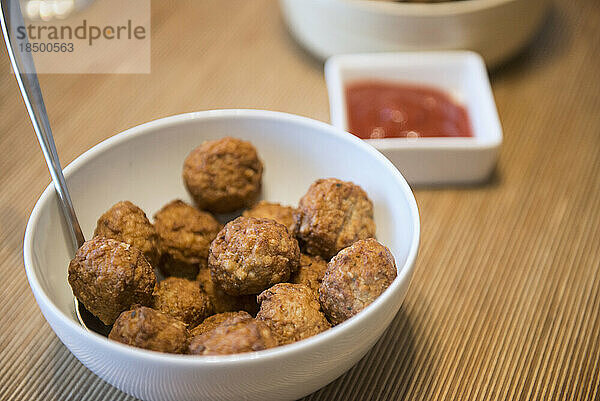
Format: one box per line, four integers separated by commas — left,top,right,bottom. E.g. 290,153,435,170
109,306,188,354
196,269,259,315
319,238,397,325
189,311,252,337
209,217,300,295
183,137,263,213
93,201,160,268
293,178,376,260
152,277,212,328
68,237,156,325
154,200,221,279
242,201,295,232
188,316,277,355
290,254,328,294
257,283,330,345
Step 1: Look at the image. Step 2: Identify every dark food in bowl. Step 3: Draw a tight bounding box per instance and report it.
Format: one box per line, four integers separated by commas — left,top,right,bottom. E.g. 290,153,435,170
289,253,328,295
154,200,221,280
68,237,156,325
196,269,259,315
190,311,252,337
209,217,301,296
242,201,296,232
293,178,376,260
152,277,213,328
93,200,161,268
256,283,331,345
188,314,277,355
319,238,397,325
109,306,188,354
67,139,399,355
183,137,263,213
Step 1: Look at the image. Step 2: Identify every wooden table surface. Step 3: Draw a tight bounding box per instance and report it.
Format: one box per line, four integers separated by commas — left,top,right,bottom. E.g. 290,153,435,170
1,1,599,400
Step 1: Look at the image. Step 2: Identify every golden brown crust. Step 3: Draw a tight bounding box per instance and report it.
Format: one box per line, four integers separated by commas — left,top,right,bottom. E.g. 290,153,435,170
319,238,397,325
290,254,328,294
93,201,160,268
256,283,331,345
109,306,188,354
153,200,221,279
183,137,263,213
152,277,213,328
242,201,296,232
189,311,252,337
209,217,300,296
196,269,259,315
188,316,277,355
68,237,156,325
292,178,376,260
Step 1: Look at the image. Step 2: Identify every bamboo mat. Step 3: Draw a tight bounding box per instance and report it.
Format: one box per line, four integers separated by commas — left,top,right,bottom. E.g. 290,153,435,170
1,1,599,400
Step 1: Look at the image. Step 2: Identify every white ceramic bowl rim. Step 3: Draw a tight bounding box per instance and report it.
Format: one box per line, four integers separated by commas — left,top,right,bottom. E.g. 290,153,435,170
23,109,420,365
338,0,518,15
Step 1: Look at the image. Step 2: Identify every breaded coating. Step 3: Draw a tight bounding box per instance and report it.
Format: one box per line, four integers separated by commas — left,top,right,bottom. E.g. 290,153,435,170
293,178,376,260
209,217,300,295
196,269,259,315
154,200,221,279
319,238,397,325
188,317,277,355
290,254,328,294
109,306,188,354
256,283,331,345
68,237,156,325
189,311,252,337
183,137,263,213
152,277,212,328
242,201,295,232
94,201,160,267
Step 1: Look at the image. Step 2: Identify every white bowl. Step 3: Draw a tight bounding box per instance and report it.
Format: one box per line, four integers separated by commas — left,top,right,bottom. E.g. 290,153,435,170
280,0,549,67
326,51,503,185
23,110,420,401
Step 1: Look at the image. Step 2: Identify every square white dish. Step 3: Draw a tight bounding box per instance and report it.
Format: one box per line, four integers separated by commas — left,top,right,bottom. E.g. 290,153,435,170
325,51,503,186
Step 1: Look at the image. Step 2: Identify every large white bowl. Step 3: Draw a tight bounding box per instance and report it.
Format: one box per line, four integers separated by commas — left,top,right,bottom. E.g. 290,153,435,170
280,0,550,67
23,110,420,401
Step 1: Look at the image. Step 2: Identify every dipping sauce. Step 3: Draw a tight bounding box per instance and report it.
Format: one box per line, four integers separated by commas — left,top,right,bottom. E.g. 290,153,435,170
346,81,473,139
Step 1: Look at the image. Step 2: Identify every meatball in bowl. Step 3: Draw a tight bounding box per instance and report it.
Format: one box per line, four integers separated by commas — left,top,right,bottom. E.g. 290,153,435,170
23,110,419,401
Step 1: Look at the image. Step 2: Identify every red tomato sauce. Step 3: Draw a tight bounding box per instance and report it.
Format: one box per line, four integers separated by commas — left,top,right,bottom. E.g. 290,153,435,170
346,81,473,139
